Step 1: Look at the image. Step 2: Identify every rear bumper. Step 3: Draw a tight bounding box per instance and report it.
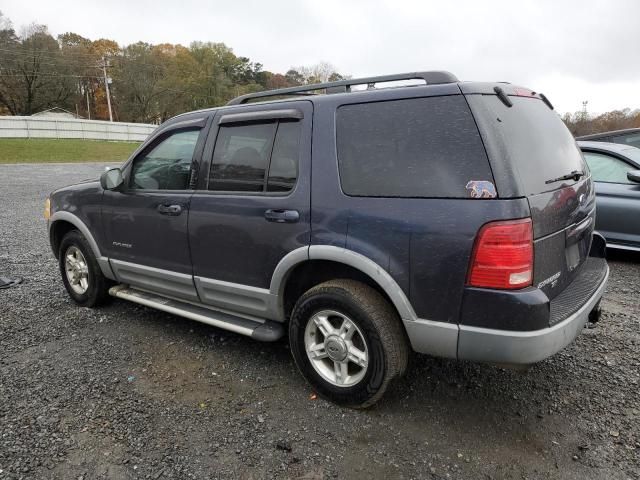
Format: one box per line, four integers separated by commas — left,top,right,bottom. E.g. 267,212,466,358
457,264,608,365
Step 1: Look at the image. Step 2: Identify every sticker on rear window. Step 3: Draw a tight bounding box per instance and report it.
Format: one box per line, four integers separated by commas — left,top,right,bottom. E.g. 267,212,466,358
465,180,497,199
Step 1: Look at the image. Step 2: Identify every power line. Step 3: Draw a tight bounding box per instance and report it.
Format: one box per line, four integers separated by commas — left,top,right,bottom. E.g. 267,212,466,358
0,48,169,70
0,47,164,67
0,56,100,69
0,47,109,59
0,76,194,100
0,49,107,65
110,58,163,70
1,52,165,73
0,73,102,78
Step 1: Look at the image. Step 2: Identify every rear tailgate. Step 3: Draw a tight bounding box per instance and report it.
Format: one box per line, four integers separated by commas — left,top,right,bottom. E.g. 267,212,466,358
464,88,595,299
529,180,595,298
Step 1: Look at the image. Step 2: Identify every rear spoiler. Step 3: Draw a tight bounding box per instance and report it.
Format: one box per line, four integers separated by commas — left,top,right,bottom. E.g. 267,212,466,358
459,82,554,110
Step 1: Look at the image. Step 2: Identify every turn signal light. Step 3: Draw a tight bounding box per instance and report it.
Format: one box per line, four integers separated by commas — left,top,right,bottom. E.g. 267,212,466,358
467,218,533,289
44,198,51,220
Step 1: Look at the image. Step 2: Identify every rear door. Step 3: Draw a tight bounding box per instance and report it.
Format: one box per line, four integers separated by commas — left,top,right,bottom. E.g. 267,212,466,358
582,149,640,247
188,101,312,318
466,93,594,300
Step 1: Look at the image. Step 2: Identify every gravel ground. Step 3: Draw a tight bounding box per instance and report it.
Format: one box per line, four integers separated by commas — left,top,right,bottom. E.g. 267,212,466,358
0,163,639,480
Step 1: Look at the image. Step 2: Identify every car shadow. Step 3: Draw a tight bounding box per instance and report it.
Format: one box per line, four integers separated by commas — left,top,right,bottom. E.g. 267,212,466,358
606,248,640,263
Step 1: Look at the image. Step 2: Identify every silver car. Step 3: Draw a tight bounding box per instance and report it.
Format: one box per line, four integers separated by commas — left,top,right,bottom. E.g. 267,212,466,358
578,141,640,251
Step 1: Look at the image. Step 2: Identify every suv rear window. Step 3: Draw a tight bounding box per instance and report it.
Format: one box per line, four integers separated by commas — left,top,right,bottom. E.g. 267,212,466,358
474,95,586,196
336,96,493,198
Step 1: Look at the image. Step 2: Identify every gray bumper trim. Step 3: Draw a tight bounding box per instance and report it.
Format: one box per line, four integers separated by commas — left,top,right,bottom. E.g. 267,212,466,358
457,266,609,365
404,318,459,359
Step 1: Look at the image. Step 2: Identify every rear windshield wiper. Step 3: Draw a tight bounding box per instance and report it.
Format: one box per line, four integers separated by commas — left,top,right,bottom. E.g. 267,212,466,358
545,170,585,184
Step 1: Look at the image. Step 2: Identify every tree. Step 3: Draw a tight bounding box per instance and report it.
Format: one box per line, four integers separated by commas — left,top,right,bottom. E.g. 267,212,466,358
57,32,99,119
284,69,304,86
110,42,167,123
563,108,640,136
0,10,14,40
265,73,291,90
0,12,19,114
0,22,76,115
0,13,354,122
293,62,343,84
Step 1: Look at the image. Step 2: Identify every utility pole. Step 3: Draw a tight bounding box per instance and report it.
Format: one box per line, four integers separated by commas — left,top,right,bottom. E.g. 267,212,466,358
86,88,91,120
101,56,113,122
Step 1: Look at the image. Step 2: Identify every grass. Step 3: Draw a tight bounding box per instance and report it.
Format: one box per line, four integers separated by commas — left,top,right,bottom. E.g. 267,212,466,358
0,138,141,163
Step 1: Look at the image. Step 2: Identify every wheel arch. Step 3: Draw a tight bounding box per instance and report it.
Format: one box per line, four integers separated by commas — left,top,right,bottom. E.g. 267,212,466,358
270,245,417,322
49,211,102,259
49,219,78,259
49,211,116,280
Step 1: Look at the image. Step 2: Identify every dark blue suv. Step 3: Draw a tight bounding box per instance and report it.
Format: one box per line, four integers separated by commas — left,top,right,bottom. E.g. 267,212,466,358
46,71,609,407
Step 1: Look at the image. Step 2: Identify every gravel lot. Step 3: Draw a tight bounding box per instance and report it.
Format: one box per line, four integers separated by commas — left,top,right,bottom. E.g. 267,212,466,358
1,163,639,480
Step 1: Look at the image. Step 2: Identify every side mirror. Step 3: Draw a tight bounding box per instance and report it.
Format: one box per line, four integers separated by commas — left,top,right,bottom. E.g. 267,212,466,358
100,168,124,190
627,170,640,183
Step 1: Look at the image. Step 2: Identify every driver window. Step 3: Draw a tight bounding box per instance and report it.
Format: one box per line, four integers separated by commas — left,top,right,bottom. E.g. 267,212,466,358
583,151,633,184
130,129,201,190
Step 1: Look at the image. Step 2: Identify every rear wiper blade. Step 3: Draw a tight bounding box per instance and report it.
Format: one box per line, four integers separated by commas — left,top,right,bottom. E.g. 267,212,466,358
545,170,585,184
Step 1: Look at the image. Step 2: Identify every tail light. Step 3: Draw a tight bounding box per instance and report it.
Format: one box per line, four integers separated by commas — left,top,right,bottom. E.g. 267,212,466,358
467,218,533,289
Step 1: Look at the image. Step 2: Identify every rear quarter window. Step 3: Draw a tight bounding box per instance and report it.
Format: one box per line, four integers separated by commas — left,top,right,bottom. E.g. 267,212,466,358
336,96,494,198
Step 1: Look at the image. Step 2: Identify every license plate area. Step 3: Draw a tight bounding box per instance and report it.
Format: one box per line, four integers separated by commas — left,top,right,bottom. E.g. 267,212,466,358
565,215,594,272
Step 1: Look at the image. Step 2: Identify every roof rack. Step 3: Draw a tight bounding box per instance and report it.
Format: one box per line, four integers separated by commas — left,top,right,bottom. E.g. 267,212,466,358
226,71,458,106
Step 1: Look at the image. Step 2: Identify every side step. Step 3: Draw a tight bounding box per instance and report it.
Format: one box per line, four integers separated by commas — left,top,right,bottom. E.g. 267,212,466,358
108,285,284,342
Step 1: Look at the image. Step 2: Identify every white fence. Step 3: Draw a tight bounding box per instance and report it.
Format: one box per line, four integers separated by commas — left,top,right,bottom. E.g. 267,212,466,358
0,116,157,142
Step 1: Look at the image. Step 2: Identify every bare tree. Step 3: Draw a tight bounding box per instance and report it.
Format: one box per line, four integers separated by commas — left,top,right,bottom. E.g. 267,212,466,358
0,22,76,115
293,62,343,84
563,109,640,136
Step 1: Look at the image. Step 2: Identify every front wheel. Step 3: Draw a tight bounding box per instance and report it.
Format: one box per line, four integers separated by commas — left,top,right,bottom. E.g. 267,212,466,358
59,230,111,307
289,279,409,408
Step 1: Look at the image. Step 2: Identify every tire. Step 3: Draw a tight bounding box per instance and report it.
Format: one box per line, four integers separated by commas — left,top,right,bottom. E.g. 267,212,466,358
289,279,409,408
58,230,111,308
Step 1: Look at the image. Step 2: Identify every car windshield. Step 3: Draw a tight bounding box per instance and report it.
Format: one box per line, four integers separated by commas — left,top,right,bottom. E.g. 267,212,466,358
620,147,640,166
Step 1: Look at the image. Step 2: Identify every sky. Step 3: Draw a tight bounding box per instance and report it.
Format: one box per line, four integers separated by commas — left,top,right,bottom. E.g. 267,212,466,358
2,0,639,115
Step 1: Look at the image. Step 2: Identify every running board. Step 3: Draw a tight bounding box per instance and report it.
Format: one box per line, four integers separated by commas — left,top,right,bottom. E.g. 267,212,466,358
108,285,284,342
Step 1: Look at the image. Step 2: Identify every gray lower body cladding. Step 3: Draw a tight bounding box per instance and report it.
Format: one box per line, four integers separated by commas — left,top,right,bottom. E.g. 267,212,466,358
456,265,608,364
405,259,609,365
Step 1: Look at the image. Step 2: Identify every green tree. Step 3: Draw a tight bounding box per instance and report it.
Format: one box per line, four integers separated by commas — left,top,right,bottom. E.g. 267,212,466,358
0,12,349,122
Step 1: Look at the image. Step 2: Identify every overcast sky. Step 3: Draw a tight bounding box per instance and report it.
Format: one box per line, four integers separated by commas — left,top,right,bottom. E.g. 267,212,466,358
3,0,639,114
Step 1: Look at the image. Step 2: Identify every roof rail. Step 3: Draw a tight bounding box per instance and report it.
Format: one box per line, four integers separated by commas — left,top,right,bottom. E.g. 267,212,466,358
226,71,459,106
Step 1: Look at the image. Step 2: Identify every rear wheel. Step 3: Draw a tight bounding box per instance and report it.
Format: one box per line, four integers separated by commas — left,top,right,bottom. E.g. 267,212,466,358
59,230,111,307
289,279,408,408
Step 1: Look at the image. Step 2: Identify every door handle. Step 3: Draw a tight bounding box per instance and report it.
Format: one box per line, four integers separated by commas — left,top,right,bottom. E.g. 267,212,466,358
264,209,299,223
157,204,183,216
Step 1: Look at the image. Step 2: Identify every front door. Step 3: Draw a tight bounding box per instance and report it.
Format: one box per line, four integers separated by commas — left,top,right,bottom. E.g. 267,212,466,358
188,101,312,318
583,150,640,247
102,123,208,301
